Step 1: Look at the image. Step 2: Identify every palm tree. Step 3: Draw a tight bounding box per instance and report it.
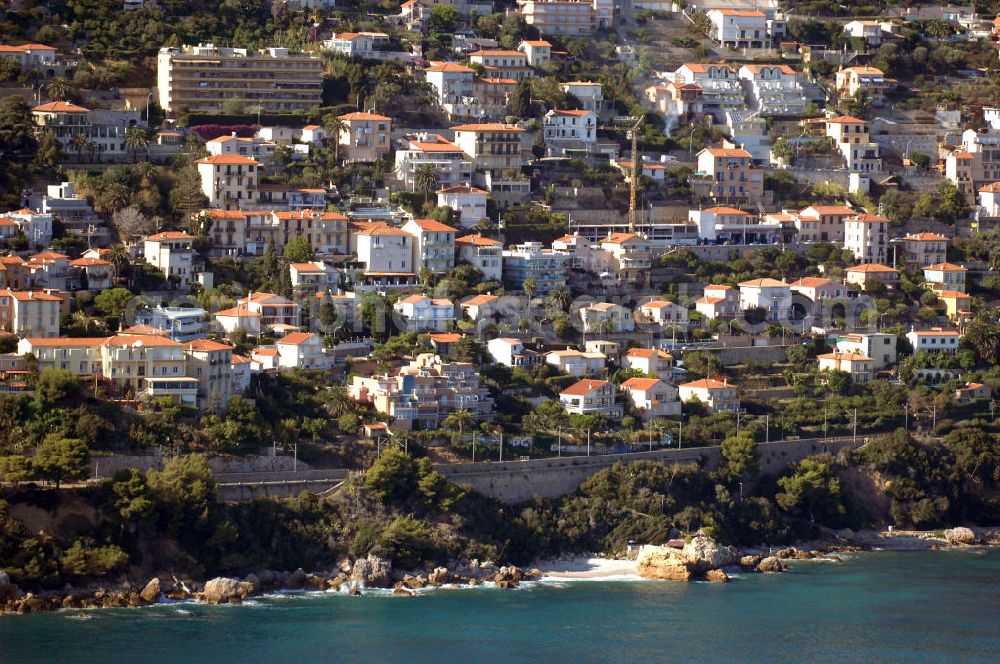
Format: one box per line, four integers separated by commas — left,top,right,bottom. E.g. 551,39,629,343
549,285,572,311
414,163,439,205
85,141,97,164
523,276,537,298
323,114,347,162
45,76,72,101
443,410,474,439
106,244,130,286
124,126,150,163
70,133,88,162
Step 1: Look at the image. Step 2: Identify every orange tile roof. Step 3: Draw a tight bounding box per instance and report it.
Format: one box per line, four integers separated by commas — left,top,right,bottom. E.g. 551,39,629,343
925,262,966,271
185,339,233,352
425,63,475,73
277,332,317,345
818,352,872,361
451,123,524,132
561,378,609,396
104,334,182,348
847,263,897,273
717,8,765,16
680,378,730,389
20,337,106,347
703,147,752,158
824,116,866,124
146,231,194,241
849,214,889,223
469,49,527,57
429,332,462,343
438,185,488,195
455,234,501,247
621,377,663,391
32,101,88,113
461,294,499,306
216,307,261,317
905,232,949,241
339,112,391,121
70,257,112,267
739,278,787,288
702,206,749,215
409,218,456,233
521,40,552,47
196,154,259,165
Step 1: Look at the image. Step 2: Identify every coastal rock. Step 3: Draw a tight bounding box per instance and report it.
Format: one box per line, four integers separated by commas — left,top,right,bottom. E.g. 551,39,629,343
347,587,361,596
682,536,737,571
757,557,784,573
287,568,308,589
403,574,428,590
945,527,976,545
776,547,796,559
704,569,729,583
635,546,694,581
140,578,161,604
304,574,326,590
243,573,261,594
793,550,814,560
201,577,253,605
739,555,763,569
428,567,451,586
350,555,392,588
494,579,519,589
467,578,481,586
837,528,855,541
493,566,525,584
0,570,23,603
327,573,349,591
392,587,414,597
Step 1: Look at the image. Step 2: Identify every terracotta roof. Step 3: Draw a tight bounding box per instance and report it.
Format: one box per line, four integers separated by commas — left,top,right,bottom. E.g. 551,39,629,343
818,352,872,361
840,66,884,75
801,205,855,215
103,334,182,348
4,289,62,302
680,378,730,390
824,116,866,124
121,324,168,337
196,154,259,165
739,278,787,288
925,262,966,271
602,232,641,244
32,101,89,113
561,378,609,396
70,257,112,267
146,231,194,241
741,64,797,75
910,329,961,336
424,63,475,73
905,232,949,241
978,182,1000,193
290,262,327,273
20,337,106,347
409,218,457,233
455,234,501,247
461,294,499,306
339,112,391,121
216,307,260,317
680,63,736,74
277,332,317,346
549,109,591,117
702,206,749,215
640,300,674,309
847,263,897,273
451,123,524,132
469,49,527,57
625,347,671,359
429,332,462,343
702,147,752,158
937,290,969,299
716,8,765,16
621,377,663,391
790,277,834,288
438,184,488,195
616,160,665,170
521,40,552,47
849,214,889,223
185,339,233,352
360,226,410,237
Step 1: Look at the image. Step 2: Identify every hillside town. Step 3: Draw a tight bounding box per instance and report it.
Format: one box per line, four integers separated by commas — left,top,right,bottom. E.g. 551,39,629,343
0,0,999,467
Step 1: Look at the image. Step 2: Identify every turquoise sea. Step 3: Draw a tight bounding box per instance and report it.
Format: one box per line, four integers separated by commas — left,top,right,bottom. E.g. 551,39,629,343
2,550,999,663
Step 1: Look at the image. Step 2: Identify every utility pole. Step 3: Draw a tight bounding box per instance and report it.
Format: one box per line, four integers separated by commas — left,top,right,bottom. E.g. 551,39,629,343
765,415,769,444
587,429,591,457
678,419,682,449
499,431,503,463
472,430,476,464
557,427,562,458
293,443,298,473
853,407,858,445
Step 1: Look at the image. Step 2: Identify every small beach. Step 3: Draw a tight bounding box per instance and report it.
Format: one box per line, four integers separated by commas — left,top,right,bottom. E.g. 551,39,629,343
536,556,640,579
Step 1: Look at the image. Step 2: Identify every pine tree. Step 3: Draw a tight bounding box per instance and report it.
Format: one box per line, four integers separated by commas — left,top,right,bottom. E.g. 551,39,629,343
510,79,531,118
276,264,293,298
263,239,279,281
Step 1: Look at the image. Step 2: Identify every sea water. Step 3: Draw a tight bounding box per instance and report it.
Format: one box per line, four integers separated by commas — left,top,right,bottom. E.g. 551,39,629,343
2,549,999,663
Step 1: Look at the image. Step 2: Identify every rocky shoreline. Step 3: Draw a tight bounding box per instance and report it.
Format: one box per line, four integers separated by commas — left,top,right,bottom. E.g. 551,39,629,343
2,527,998,615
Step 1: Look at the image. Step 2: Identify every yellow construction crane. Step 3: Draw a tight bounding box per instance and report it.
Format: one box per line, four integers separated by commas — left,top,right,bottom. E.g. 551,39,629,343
601,116,644,232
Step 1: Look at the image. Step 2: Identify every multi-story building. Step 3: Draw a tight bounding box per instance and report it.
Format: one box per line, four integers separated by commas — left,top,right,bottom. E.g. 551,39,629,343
233,292,300,330
101,334,196,405
393,295,456,332
738,64,806,115
338,112,392,163
487,337,542,368
353,225,415,288
835,66,892,102
437,185,489,228
31,102,142,159
937,290,972,323
825,116,881,173
645,81,703,132
502,241,567,293
903,232,949,267
157,44,322,114
547,349,606,377
695,284,740,319
542,109,597,155
452,123,525,175
817,352,874,384
473,77,517,119
394,133,474,192
454,234,503,282
517,0,595,36
519,40,552,67
560,378,619,417
460,293,500,321
923,262,967,292
637,300,689,329
274,332,332,370
707,8,786,49
580,302,635,333
694,147,764,203
26,251,72,290
272,210,349,256
469,49,533,80
0,289,61,337
842,20,897,46
424,62,477,119
135,305,208,342
622,347,676,380
183,338,235,410
845,263,899,290
17,337,104,376
0,43,57,70
401,218,457,274
196,154,260,210
599,232,651,284
946,129,1000,200
843,213,889,264
620,377,680,419
4,208,53,248
70,257,113,291
143,231,194,288
560,81,604,114
678,378,739,413
349,353,493,430
205,134,277,162
33,181,104,246
739,278,791,321
836,332,897,370
324,31,391,58
289,261,338,290
672,64,742,120
795,204,855,244
906,327,962,354
978,182,1000,217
